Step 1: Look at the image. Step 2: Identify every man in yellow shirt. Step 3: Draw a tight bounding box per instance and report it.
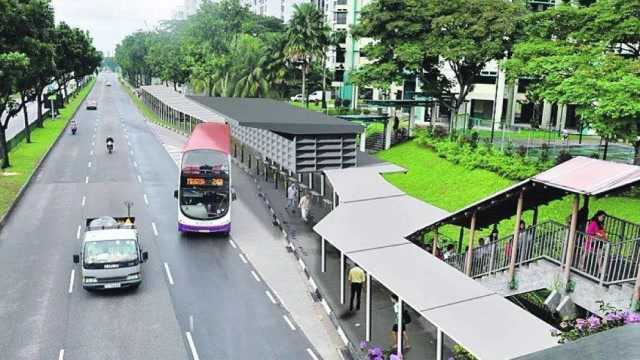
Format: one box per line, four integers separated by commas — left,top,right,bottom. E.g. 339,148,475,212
348,264,365,312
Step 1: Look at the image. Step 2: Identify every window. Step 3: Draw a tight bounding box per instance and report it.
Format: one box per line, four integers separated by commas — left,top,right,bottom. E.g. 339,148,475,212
335,47,345,63
335,11,347,24
336,0,347,4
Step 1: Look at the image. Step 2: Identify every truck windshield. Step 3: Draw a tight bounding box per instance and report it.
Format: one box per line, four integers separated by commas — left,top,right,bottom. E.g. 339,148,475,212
84,240,138,264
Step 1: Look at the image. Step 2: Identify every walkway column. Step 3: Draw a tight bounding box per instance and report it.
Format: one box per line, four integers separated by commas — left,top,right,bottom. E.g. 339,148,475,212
493,69,506,127
340,252,345,304
436,328,443,360
321,238,326,273
408,106,415,137
541,101,552,129
365,274,372,342
465,212,477,276
432,228,439,256
360,130,366,152
320,174,325,196
384,119,392,150
396,298,404,358
563,194,580,290
508,190,525,284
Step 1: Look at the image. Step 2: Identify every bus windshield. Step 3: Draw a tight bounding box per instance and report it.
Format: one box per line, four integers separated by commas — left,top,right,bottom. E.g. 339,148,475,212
180,149,230,220
84,239,138,264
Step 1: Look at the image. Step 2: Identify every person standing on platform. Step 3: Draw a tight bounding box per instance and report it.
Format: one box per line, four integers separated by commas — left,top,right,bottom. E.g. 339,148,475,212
299,192,311,222
287,183,298,213
348,264,365,312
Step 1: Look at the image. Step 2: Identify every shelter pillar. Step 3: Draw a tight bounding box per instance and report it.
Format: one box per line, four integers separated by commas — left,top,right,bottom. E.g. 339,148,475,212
340,252,345,304
365,274,372,342
320,174,325,196
563,194,580,290
493,69,506,126
408,106,415,137
396,298,404,357
465,212,477,276
436,328,443,360
432,228,439,256
360,130,366,152
541,101,552,129
508,190,525,284
384,119,392,150
321,238,326,273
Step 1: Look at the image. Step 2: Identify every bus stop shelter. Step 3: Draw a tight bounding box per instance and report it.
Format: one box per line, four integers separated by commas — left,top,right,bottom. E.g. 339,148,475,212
315,165,557,359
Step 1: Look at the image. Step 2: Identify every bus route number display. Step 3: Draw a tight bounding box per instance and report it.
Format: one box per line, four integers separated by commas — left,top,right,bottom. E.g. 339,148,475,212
186,177,224,186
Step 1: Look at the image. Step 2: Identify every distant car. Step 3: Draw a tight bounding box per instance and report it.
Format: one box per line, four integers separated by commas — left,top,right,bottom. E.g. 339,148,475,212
309,90,330,103
290,94,303,102
86,100,97,110
105,82,112,87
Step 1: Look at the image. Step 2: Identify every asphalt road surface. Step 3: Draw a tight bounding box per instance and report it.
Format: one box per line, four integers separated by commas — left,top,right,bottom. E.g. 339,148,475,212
0,73,317,360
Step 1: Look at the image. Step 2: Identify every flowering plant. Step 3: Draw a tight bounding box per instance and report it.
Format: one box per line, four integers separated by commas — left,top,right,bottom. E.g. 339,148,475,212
359,340,402,360
448,345,478,360
552,301,640,344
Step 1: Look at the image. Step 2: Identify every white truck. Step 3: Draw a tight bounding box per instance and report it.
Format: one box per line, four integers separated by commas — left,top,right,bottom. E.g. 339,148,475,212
73,216,148,290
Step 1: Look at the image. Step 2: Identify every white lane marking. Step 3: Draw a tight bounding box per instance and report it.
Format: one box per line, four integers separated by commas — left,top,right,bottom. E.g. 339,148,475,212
265,290,277,304
130,150,134,156
76,225,81,239
85,176,89,184
228,239,237,248
128,142,131,147
87,161,92,168
152,222,158,237
58,349,64,360
185,332,200,360
337,327,349,345
133,161,138,168
283,315,296,331
321,298,331,315
163,262,175,285
90,150,93,156
272,288,287,309
91,142,95,147
250,270,261,282
137,175,142,183
144,194,149,205
238,253,248,264
68,270,75,294
81,195,86,207
307,348,319,360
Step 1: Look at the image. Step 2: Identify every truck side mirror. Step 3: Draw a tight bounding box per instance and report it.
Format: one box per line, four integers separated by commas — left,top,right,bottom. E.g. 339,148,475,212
142,251,149,262
173,190,178,199
73,254,80,264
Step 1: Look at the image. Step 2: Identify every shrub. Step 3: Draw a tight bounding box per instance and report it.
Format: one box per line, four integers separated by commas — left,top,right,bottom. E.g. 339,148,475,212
552,302,640,344
342,99,352,108
540,143,551,163
516,145,527,158
556,150,573,165
431,125,448,139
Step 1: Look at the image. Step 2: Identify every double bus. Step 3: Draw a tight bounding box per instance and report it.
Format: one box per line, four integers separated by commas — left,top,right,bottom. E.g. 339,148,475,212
174,123,233,235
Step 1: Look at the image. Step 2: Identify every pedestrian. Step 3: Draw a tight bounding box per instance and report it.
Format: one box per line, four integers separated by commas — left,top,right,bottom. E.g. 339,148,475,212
489,225,499,242
299,192,311,222
435,247,444,260
287,183,298,213
392,116,400,139
444,244,455,260
517,220,533,263
582,210,608,274
348,264,365,312
390,294,410,351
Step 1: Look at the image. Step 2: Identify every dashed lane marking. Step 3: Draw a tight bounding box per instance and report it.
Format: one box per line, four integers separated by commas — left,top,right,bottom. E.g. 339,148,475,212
152,222,159,237
90,150,93,156
265,290,277,304
283,315,296,331
228,239,237,248
81,196,86,207
58,349,64,360
238,253,248,264
307,348,319,360
134,161,138,168
185,332,200,360
163,262,175,285
251,270,261,282
76,225,81,239
144,194,149,205
137,175,142,183
85,176,89,184
68,270,75,294
87,162,91,168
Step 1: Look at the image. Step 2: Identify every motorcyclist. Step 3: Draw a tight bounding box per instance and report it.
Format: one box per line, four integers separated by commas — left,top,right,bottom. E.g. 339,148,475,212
106,137,114,153
70,120,78,134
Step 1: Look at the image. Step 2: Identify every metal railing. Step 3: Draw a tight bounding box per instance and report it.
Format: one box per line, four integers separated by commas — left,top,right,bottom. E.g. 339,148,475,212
443,220,640,287
604,214,640,243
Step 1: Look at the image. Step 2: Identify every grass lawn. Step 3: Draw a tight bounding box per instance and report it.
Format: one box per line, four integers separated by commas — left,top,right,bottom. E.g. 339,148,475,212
0,78,96,218
376,141,640,246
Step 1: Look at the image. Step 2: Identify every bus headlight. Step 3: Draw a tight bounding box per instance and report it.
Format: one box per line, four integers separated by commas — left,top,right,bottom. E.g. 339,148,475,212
126,273,140,281
84,277,98,283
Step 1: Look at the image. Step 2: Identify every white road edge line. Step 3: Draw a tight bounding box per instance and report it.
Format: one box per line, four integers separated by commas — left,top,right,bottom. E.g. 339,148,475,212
152,222,159,237
144,194,149,205
68,269,75,294
250,270,261,282
90,150,93,156
283,315,296,331
76,225,81,239
137,175,142,183
81,195,86,207
185,332,200,360
85,176,89,184
306,348,319,360
58,349,64,360
228,239,237,248
238,253,248,264
134,161,138,168
163,262,175,285
265,290,277,304
272,288,287,309
87,161,91,168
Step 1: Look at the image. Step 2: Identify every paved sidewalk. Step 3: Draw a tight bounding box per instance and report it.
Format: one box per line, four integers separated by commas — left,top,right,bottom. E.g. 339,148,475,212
146,121,345,360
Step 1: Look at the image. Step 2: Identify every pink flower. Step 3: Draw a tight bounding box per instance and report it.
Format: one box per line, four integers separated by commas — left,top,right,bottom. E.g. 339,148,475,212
575,318,587,331
587,315,601,330
623,312,640,324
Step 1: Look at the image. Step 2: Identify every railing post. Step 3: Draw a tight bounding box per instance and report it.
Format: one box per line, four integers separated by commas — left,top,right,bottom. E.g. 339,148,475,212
432,228,439,256
599,242,611,286
563,194,580,290
465,212,477,276
489,242,496,274
508,190,525,284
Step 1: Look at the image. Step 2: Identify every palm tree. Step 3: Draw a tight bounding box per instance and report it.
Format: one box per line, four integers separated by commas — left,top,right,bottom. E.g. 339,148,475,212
286,3,329,107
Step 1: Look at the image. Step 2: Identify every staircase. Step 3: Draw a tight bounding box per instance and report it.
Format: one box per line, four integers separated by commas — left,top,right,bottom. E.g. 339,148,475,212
365,132,384,152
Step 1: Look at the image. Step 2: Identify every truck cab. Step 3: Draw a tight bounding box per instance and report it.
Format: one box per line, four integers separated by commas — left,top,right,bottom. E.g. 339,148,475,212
73,216,148,290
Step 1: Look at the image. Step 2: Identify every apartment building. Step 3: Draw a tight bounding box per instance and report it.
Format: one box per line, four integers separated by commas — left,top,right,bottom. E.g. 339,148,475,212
334,0,587,131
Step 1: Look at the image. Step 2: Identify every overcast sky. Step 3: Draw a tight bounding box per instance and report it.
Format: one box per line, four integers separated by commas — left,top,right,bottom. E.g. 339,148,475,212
52,0,183,56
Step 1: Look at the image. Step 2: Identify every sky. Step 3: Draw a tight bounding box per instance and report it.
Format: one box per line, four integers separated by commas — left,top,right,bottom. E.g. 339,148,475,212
51,0,184,56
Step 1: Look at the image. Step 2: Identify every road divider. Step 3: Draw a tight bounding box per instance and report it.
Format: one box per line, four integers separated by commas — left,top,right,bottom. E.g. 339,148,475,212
163,262,175,285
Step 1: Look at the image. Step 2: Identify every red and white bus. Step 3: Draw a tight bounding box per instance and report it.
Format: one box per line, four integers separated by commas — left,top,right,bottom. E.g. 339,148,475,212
174,123,233,234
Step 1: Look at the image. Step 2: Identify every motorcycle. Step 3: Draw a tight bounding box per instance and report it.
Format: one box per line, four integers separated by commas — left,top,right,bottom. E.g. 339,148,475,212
106,137,114,154
70,122,77,135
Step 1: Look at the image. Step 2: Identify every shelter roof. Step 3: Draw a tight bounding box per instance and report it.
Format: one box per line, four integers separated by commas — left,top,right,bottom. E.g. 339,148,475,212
336,114,389,123
323,164,407,203
140,85,225,123
366,99,436,107
187,96,364,135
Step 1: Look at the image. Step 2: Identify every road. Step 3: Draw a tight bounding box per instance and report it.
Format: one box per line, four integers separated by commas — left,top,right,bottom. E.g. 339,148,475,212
0,73,318,359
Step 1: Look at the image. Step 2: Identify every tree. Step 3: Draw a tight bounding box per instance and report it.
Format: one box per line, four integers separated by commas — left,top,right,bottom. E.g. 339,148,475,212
286,3,329,107
0,52,29,168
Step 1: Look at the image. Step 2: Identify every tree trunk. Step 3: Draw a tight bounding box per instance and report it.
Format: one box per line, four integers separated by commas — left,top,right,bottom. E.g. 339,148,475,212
207,79,213,97
634,139,640,165
63,82,68,101
321,56,327,110
0,125,10,169
173,82,177,91
21,93,30,143
603,137,609,160
302,63,307,108
36,91,44,128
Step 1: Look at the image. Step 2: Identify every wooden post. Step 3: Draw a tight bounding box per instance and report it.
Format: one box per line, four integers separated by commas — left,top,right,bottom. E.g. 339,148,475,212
432,229,439,256
465,212,477,276
563,194,580,289
508,190,525,283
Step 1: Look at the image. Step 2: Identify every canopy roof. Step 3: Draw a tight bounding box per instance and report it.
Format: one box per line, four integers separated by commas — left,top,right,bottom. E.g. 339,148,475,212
336,114,389,123
323,164,407,203
188,96,364,135
366,99,435,107
411,157,640,234
140,85,225,123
